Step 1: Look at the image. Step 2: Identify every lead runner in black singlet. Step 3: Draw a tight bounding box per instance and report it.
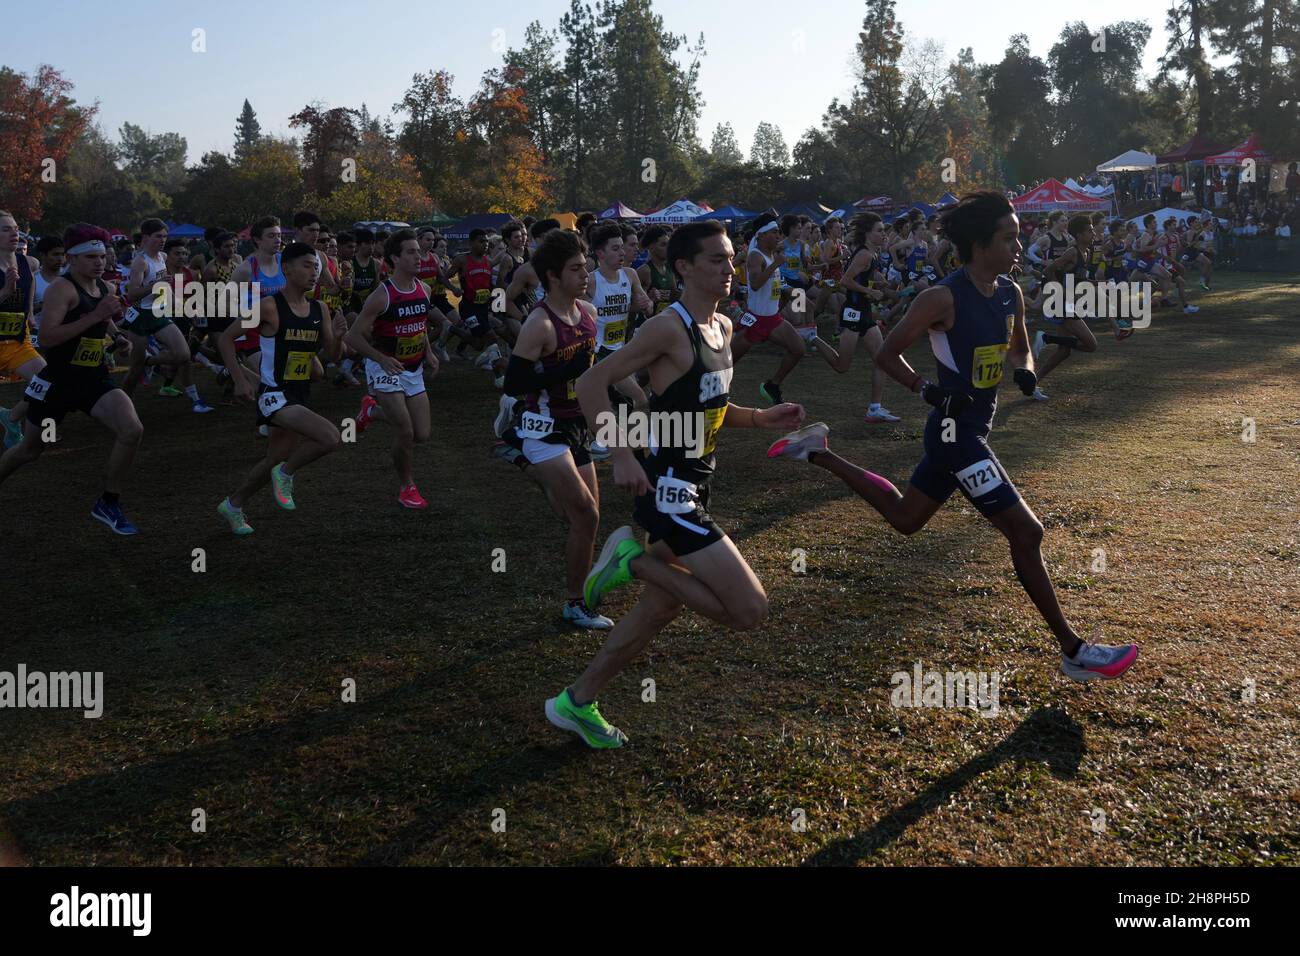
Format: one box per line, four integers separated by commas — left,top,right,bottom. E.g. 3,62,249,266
542,219,807,749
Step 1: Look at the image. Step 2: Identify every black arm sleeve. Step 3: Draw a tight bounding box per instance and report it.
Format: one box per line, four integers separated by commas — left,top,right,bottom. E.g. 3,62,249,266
503,352,593,396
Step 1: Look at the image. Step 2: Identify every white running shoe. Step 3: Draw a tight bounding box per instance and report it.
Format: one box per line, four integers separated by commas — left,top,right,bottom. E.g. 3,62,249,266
258,424,269,437
864,405,901,424
1032,387,1049,402
1032,330,1046,362
1061,641,1139,682
767,422,830,461
493,393,516,438
1183,304,1200,314
588,442,612,462
433,343,451,363
475,344,502,370
562,600,614,630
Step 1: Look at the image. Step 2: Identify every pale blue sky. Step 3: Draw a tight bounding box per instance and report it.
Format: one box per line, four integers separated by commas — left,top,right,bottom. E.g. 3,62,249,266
1,0,1175,163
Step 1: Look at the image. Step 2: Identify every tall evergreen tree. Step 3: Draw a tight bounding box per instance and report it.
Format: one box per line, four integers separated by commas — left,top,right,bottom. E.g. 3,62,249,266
234,98,261,162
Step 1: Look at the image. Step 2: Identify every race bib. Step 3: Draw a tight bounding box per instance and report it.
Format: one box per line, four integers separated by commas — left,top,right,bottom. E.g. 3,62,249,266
654,474,699,515
739,312,758,328
284,350,313,382
474,288,490,305
0,312,24,338
396,335,424,360
122,306,140,325
971,343,1006,389
956,459,1004,498
71,336,106,368
24,373,51,401
842,307,862,325
258,390,287,416
602,320,626,347
518,409,555,439
371,369,400,390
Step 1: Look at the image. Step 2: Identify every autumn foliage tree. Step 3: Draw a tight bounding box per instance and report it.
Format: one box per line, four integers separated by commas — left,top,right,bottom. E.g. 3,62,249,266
0,65,95,224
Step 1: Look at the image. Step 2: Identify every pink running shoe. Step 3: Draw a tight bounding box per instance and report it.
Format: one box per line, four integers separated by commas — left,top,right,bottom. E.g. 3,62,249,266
357,394,378,434
398,484,428,510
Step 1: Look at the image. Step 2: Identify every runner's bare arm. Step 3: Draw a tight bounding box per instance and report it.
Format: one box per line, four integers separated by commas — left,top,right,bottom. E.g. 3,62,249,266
877,285,954,390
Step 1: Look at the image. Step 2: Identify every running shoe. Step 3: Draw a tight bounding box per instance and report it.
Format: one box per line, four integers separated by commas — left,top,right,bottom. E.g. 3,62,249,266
2,414,23,450
545,689,627,749
1031,387,1049,401
270,463,296,510
864,405,901,424
334,369,360,388
493,393,516,438
159,385,181,397
588,442,612,462
1032,330,1046,362
759,380,783,406
357,394,378,434
191,401,215,414
562,599,614,630
257,424,269,438
91,498,138,535
1061,640,1139,682
1183,304,1200,314
398,484,428,510
217,498,254,536
493,375,505,390
767,421,829,461
583,525,642,610
489,441,525,466
475,344,501,370
1199,281,1211,292
1114,327,1134,342
433,342,451,363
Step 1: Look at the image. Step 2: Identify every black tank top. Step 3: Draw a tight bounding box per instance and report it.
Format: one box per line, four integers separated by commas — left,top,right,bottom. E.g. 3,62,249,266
46,277,114,379
844,247,875,310
260,292,322,388
0,254,33,343
639,302,733,487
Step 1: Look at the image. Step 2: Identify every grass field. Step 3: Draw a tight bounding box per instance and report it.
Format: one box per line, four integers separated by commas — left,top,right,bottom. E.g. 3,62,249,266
2,272,1297,866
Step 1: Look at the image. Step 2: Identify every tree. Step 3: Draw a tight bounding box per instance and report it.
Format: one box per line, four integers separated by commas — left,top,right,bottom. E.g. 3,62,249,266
173,150,239,228
709,123,742,165
506,21,564,161
984,34,1056,185
1160,1,1216,134
288,104,361,199
311,131,433,225
750,122,790,168
0,64,96,223
1047,21,1150,172
118,122,188,195
227,136,305,228
234,99,261,161
394,70,472,212
34,124,163,234
554,0,609,209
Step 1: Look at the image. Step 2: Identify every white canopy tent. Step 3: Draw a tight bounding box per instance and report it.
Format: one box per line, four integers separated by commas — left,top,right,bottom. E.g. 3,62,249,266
641,199,709,224
1127,206,1227,228
1096,149,1156,173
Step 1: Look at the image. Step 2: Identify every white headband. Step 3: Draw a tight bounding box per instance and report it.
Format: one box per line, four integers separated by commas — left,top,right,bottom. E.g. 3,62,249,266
67,240,106,255
748,219,779,253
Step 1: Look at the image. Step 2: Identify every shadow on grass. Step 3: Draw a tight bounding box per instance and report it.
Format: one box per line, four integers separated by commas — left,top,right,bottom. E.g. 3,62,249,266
801,706,1083,866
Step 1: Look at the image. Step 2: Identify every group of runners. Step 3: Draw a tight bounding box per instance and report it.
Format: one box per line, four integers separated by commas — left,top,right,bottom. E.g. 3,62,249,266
1,190,1181,746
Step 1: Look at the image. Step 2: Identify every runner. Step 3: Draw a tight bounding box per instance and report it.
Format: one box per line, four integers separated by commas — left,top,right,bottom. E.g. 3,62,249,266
337,228,382,387
767,191,1138,683
155,237,214,412
0,224,143,535
228,217,286,414
545,218,806,747
635,225,677,321
497,229,611,629
346,229,440,509
215,241,345,535
121,218,192,397
494,221,529,346
0,211,47,448
414,227,452,362
729,213,808,406
444,228,507,387
807,212,902,423
30,234,66,343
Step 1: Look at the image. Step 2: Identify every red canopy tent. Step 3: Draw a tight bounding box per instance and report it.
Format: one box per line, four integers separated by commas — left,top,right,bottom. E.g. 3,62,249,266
1012,179,1110,214
1156,132,1229,164
1205,134,1273,166
854,195,895,211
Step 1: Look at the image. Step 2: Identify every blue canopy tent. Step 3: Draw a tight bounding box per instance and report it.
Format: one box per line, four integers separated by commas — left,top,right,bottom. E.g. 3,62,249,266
774,201,835,223
934,192,960,208
443,213,514,241
165,222,206,238
696,205,758,222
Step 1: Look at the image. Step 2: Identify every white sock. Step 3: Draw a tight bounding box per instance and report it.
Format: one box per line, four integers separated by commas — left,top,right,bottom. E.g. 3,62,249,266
868,403,881,412
185,385,200,401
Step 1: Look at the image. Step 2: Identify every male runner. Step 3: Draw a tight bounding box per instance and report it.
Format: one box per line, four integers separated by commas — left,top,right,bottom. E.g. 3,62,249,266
347,229,440,509
546,219,805,747
768,192,1138,683
216,241,345,534
729,213,807,406
121,219,192,397
0,224,143,534
0,212,47,448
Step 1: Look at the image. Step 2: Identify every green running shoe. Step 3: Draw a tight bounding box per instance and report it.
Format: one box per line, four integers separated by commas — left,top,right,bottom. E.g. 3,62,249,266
271,463,296,510
545,689,627,749
217,498,255,536
159,385,182,397
583,525,642,610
